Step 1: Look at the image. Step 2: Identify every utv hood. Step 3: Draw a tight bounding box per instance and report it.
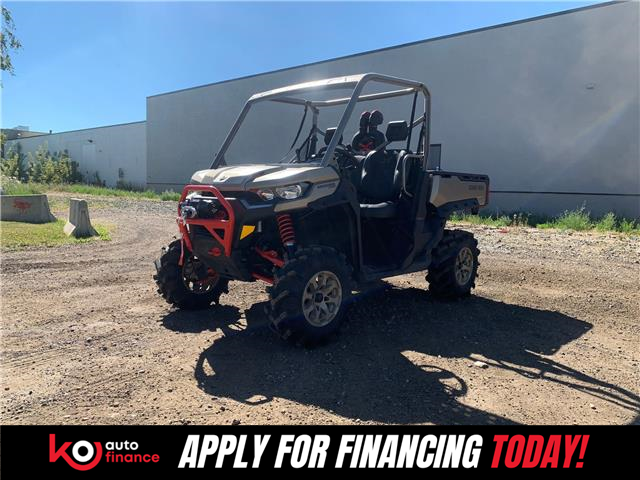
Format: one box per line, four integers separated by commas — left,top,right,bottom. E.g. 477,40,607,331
190,164,339,191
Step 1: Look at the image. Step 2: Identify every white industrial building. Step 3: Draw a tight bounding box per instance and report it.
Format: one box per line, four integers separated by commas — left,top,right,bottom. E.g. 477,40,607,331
6,121,147,187
7,2,639,217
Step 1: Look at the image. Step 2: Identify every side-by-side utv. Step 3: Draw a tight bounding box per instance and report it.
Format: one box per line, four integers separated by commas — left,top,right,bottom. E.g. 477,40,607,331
154,73,489,344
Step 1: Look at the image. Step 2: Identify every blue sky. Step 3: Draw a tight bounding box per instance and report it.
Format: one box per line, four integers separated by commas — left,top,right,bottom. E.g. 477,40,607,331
2,1,600,133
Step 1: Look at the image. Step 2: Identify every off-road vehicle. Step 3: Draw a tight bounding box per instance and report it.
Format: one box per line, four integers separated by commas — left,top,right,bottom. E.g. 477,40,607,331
154,73,489,344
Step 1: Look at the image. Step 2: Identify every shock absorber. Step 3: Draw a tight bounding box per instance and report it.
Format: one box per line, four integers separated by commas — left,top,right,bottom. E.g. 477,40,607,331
276,214,297,258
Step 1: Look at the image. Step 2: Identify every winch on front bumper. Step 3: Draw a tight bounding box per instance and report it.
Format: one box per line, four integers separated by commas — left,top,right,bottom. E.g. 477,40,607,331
178,185,235,256
176,185,284,283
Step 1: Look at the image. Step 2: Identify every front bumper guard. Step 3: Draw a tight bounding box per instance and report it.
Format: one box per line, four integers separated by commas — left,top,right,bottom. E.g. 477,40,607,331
177,184,235,257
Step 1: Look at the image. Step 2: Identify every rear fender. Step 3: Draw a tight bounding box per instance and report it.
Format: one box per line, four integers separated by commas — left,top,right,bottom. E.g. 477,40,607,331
428,172,489,209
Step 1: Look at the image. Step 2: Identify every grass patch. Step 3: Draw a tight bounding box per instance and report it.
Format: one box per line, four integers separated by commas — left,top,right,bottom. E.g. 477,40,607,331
595,212,616,232
450,212,532,228
450,212,511,227
1,177,179,201
540,208,639,234
43,183,180,201
618,218,639,234
0,178,43,195
451,208,639,235
545,207,592,231
160,190,180,201
0,219,111,250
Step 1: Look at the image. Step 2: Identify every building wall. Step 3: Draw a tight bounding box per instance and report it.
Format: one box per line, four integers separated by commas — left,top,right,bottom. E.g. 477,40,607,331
146,2,639,218
5,121,147,188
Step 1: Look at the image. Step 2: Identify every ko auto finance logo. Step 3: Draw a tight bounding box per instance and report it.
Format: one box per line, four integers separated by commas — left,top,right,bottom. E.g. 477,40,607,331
49,434,160,470
49,435,103,471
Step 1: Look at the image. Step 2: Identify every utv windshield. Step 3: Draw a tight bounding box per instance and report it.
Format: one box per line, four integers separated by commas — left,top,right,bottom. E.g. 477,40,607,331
212,74,431,169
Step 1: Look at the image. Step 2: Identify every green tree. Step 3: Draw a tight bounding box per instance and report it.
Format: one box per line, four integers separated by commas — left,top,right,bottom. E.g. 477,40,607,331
0,142,26,180
27,143,49,182
0,130,6,157
1,6,22,75
25,144,83,184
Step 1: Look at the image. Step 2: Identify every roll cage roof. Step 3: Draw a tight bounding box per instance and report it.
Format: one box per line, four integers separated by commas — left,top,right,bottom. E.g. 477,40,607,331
212,73,431,168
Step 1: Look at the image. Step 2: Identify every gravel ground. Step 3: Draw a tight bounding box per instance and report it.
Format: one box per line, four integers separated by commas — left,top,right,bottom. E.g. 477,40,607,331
1,194,638,425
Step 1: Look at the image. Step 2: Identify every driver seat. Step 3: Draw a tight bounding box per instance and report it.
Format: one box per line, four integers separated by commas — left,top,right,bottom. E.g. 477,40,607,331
358,149,402,219
358,120,410,219
360,200,397,218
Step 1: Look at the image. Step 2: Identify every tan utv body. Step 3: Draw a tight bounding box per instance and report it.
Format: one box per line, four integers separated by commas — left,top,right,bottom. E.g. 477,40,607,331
191,164,341,213
155,73,490,345
192,164,488,212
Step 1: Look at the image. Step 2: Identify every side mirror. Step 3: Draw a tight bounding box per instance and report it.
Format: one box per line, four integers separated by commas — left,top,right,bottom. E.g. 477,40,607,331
385,121,408,143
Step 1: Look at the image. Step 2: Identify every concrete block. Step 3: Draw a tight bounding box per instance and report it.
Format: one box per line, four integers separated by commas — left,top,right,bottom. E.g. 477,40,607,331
64,198,97,238
0,194,57,223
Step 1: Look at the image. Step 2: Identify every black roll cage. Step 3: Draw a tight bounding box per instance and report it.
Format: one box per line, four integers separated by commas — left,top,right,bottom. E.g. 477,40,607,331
211,73,431,170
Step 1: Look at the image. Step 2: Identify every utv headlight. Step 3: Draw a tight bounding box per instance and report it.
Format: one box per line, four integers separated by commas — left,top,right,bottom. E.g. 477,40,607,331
275,184,305,200
256,189,275,201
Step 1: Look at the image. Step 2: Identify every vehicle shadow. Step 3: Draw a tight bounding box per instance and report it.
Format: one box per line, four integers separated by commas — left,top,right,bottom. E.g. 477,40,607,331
166,285,640,424
162,305,241,333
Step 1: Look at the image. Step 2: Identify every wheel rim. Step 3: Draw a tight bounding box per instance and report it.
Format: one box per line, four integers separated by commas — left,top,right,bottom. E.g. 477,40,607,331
454,247,474,286
301,271,343,327
182,257,219,294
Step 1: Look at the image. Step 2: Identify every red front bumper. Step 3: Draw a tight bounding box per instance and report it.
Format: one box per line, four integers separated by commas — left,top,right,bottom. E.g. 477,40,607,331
177,185,236,256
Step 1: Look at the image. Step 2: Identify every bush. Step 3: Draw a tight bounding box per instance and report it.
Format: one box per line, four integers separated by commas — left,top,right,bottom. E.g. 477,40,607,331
595,212,617,232
0,175,42,195
618,218,638,234
160,190,180,201
550,206,593,231
26,144,82,184
0,144,27,181
1,143,179,201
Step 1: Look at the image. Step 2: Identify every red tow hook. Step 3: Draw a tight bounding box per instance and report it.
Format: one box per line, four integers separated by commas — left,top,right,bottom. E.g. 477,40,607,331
255,247,284,268
177,218,194,266
252,273,274,285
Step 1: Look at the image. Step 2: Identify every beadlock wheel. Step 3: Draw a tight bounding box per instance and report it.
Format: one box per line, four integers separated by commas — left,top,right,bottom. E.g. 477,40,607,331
301,271,343,327
454,246,474,286
426,229,480,299
182,256,219,294
154,239,229,310
267,246,352,345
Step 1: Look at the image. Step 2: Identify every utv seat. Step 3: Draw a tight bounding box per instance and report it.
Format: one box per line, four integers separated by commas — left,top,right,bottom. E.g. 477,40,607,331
352,110,386,152
358,120,410,219
358,149,398,218
359,201,397,219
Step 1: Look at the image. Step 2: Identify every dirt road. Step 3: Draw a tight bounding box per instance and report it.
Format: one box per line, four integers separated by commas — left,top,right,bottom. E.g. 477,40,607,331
1,194,638,425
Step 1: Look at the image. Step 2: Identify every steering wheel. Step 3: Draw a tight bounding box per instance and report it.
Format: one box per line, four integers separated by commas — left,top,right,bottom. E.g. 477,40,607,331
313,144,357,170
332,145,358,169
